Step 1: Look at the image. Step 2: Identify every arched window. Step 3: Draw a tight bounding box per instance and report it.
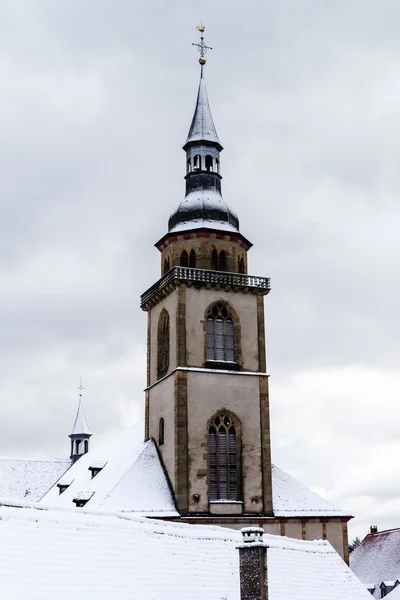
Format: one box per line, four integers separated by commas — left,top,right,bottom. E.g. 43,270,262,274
75,440,81,455
209,412,240,500
180,250,189,267
219,250,226,271
238,257,245,274
163,257,170,275
189,249,196,268
193,154,201,170
159,417,165,446
84,440,89,454
216,157,220,173
205,155,213,171
157,310,170,378
211,249,218,270
206,302,234,363
187,159,191,174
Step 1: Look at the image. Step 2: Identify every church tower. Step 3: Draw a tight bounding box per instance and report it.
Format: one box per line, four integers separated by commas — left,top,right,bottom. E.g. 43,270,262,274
141,28,272,520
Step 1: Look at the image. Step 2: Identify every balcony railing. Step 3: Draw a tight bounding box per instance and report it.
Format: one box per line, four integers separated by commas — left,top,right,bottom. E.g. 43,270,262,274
140,267,270,307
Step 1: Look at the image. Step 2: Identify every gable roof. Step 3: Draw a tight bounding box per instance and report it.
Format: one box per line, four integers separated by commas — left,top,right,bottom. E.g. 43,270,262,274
351,528,400,598
0,457,71,501
272,464,351,517
0,500,370,600
35,423,347,518
41,423,178,516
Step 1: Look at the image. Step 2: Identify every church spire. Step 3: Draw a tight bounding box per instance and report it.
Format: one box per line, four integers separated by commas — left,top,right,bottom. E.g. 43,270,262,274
168,25,239,234
185,26,221,149
69,379,91,462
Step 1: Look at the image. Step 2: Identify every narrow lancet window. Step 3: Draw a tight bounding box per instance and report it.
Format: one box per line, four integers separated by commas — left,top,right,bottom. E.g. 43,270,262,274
180,250,189,267
163,257,170,274
157,310,170,378
219,250,226,271
189,249,196,268
211,249,218,270
205,155,213,171
159,417,165,446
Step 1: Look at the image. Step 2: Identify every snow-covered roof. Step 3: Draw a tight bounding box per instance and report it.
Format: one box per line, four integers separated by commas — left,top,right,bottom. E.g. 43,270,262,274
387,584,400,598
41,423,178,516
351,528,400,599
0,457,71,501
70,397,91,436
168,189,239,233
185,76,221,147
272,464,351,517
0,500,370,599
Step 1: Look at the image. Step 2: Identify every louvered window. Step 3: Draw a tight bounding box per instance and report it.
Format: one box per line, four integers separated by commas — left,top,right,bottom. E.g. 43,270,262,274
157,310,170,378
206,303,235,363
209,414,240,500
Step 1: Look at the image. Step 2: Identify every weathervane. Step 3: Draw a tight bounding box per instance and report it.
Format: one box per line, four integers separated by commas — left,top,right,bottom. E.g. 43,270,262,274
77,377,84,397
192,23,212,68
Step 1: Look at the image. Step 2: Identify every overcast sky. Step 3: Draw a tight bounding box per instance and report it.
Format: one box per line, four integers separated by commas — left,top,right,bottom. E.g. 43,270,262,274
1,0,400,541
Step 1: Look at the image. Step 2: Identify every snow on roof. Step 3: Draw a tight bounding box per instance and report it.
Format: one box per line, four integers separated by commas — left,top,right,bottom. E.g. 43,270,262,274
0,457,72,501
272,464,351,517
386,584,400,598
351,528,400,598
41,422,178,516
168,189,239,233
185,76,221,147
0,501,370,600
70,397,91,436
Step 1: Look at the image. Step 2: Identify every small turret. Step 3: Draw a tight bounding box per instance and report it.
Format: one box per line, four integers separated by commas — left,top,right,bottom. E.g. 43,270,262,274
69,380,91,462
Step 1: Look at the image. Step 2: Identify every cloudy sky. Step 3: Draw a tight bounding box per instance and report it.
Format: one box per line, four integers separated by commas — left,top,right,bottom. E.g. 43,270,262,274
1,0,400,541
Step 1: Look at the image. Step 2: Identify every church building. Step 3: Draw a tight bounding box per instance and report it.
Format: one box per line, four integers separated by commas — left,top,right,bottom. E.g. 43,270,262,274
0,29,352,564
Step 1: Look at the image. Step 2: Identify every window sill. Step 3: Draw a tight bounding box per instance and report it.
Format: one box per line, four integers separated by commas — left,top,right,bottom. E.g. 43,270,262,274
205,361,240,371
209,500,243,515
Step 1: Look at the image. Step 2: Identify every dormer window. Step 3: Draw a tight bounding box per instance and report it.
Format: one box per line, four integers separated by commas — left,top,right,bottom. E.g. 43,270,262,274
57,480,73,495
73,491,94,507
88,461,107,479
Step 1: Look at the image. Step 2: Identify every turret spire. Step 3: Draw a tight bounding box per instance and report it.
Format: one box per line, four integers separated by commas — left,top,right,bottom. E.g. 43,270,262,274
69,378,91,462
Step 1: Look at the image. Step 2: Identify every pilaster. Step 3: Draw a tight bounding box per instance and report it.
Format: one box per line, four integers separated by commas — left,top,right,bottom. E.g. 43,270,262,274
259,375,273,515
174,370,188,514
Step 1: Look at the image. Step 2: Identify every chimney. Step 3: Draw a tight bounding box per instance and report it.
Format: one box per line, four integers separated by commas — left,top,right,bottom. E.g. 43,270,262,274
236,527,268,600
370,525,378,534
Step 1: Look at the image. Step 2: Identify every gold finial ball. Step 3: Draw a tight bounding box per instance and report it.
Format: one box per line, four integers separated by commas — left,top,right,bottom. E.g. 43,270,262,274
199,58,206,65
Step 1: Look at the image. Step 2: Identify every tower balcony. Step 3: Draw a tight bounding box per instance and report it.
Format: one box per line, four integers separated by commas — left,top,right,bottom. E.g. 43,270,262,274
140,266,270,309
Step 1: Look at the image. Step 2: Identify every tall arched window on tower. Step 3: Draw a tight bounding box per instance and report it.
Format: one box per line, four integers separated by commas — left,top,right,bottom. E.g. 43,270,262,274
180,250,189,267
205,155,213,171
238,256,245,274
157,309,170,378
206,302,236,364
189,249,196,268
209,412,241,501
